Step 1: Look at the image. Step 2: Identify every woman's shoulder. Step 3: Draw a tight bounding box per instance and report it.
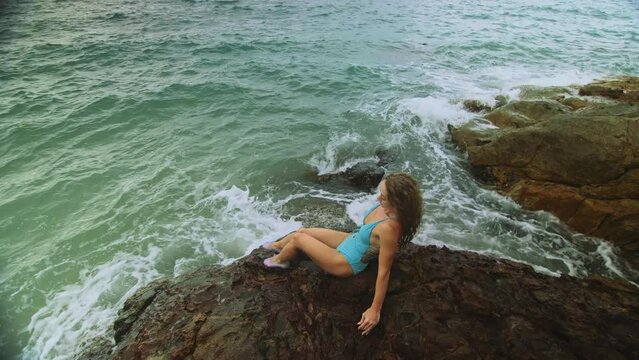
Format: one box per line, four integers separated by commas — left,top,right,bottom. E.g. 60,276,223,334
375,219,401,239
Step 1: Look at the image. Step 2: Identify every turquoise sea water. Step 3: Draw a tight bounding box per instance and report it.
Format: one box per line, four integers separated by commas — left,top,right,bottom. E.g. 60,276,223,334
1,0,638,358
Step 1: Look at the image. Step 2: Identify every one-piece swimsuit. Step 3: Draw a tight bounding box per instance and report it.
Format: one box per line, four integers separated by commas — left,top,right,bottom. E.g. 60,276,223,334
336,202,388,274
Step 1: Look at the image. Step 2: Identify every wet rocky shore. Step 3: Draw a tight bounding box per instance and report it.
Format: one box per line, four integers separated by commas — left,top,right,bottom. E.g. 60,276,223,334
88,78,639,359
105,244,638,359
450,77,639,270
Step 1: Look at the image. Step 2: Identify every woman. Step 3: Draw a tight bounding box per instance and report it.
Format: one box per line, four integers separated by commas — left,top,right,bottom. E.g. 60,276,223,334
262,172,424,336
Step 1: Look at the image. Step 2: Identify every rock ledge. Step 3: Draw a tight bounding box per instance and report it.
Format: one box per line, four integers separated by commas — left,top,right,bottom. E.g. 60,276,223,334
110,245,639,359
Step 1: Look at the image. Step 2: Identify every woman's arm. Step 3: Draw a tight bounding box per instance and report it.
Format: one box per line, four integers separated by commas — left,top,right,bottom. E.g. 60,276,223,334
357,224,399,335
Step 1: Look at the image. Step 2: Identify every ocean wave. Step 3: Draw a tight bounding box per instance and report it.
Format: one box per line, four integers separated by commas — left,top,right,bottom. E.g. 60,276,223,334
22,248,162,360
17,184,302,359
308,131,379,175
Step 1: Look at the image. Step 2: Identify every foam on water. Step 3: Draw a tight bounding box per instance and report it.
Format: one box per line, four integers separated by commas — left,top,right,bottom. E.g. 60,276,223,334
194,186,301,265
395,96,475,134
418,64,601,104
597,242,637,286
309,132,379,175
20,185,301,359
23,248,162,360
345,195,380,224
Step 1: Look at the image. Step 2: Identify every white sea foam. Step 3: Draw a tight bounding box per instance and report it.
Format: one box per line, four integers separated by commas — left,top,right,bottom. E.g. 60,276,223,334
476,67,598,93
596,241,638,285
278,185,356,205
194,186,301,264
396,96,475,130
308,132,378,175
23,247,162,360
420,65,600,103
345,195,380,224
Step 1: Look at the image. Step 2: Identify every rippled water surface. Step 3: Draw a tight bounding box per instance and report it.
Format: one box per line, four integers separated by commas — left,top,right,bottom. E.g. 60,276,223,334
1,0,638,358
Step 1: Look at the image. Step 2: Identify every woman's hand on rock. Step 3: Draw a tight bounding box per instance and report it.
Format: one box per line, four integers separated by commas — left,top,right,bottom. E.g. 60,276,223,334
357,307,380,335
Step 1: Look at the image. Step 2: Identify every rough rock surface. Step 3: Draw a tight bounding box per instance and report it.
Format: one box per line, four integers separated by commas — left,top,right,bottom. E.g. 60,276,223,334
111,245,639,359
317,160,385,190
281,196,357,233
314,148,398,190
449,77,639,269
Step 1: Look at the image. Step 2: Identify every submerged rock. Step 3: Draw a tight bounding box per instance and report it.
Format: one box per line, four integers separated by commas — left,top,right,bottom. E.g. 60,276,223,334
463,99,493,113
111,245,639,359
462,95,510,114
449,77,639,269
316,160,385,190
374,147,397,167
313,147,401,191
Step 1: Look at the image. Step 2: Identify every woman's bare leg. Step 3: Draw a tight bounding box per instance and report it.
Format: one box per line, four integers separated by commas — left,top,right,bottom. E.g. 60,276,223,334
273,232,353,277
273,228,349,250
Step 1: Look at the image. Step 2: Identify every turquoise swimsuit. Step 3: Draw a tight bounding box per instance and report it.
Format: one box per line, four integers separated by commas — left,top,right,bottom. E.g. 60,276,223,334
337,202,388,275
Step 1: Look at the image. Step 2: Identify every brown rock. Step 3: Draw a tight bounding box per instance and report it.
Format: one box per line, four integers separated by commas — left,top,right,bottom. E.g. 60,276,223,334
518,85,573,100
488,100,570,126
561,97,590,110
111,245,639,359
579,77,639,103
450,77,639,269
581,169,639,200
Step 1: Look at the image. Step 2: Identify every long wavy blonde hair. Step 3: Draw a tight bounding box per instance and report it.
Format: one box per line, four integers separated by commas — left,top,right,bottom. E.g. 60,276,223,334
384,172,424,247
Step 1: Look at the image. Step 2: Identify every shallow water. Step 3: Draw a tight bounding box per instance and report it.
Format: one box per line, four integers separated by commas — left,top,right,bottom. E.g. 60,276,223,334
1,0,638,358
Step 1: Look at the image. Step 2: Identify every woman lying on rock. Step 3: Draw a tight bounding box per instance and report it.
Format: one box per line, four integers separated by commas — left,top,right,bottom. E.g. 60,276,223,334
262,172,424,335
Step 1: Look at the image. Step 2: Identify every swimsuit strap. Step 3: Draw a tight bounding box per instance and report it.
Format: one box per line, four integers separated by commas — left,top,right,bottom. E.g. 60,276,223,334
371,217,389,225
363,217,391,230
362,202,380,224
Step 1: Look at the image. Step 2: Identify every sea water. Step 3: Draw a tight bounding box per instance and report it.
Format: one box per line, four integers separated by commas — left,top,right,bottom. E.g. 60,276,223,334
1,0,638,358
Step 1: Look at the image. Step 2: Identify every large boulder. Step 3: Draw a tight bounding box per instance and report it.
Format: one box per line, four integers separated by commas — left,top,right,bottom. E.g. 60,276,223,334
110,245,639,359
450,77,639,269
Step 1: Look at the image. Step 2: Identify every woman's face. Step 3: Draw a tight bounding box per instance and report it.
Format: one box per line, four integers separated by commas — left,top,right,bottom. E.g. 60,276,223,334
377,181,395,214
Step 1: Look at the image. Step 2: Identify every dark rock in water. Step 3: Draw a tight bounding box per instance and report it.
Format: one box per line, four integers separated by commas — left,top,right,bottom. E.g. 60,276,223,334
374,147,396,167
111,244,639,359
344,161,385,188
281,196,357,232
463,99,493,113
313,147,400,191
317,160,385,191
449,77,639,269
462,96,509,114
